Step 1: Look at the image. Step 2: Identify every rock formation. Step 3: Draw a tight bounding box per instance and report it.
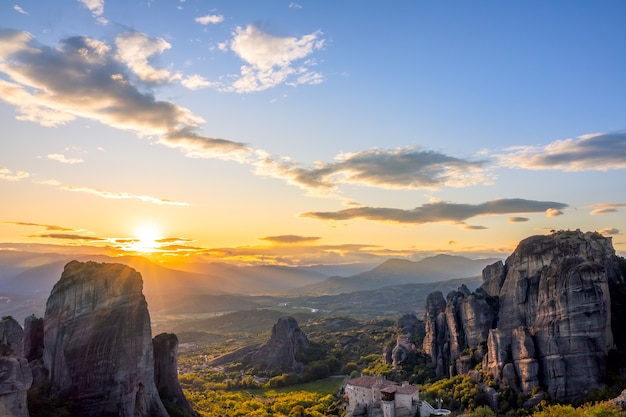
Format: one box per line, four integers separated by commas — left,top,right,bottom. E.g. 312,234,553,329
211,316,311,374
0,356,32,417
43,261,169,417
384,314,420,368
0,316,24,356
422,230,625,402
153,333,196,416
22,315,43,361
0,316,32,417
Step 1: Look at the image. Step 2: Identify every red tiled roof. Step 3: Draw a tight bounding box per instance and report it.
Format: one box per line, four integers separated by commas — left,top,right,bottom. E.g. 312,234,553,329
347,376,397,389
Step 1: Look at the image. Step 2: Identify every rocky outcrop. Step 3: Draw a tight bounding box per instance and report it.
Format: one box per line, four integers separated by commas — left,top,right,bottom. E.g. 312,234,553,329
0,316,24,356
153,333,196,416
422,230,625,402
43,261,169,417
423,287,496,378
211,316,310,374
22,315,43,361
384,314,420,368
0,356,32,417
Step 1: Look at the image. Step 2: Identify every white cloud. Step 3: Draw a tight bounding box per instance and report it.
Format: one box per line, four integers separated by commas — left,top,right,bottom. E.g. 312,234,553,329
0,167,29,181
0,30,249,160
61,185,190,206
598,227,620,235
195,14,224,25
13,5,29,15
77,0,107,23
224,25,325,92
115,32,180,84
181,74,215,90
47,153,84,164
545,208,564,217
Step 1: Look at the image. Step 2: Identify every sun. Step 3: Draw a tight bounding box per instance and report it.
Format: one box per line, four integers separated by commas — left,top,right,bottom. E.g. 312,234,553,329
131,224,162,253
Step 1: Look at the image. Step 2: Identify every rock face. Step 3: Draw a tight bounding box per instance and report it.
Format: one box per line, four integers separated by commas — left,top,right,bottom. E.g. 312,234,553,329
0,316,24,356
43,261,169,417
153,333,196,416
422,230,625,402
22,315,43,361
384,314,420,368
0,356,32,417
211,316,311,374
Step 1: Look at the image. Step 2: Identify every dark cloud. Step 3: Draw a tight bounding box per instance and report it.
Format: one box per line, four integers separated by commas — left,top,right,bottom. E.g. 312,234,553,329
301,198,568,225
256,147,490,193
259,235,321,244
6,221,75,231
498,132,626,171
508,217,529,223
29,233,104,241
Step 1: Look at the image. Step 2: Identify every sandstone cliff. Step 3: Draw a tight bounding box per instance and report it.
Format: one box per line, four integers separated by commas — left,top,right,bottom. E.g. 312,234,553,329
423,230,625,402
43,261,169,417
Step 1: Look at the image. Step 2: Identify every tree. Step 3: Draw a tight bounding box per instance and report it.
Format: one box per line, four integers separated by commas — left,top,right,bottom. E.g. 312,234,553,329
471,405,496,417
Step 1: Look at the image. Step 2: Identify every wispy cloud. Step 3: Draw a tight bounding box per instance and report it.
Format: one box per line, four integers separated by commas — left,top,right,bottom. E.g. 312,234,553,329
195,14,224,25
589,203,626,215
259,235,321,244
301,198,568,226
47,153,84,164
597,227,620,235
77,0,107,24
497,132,626,171
60,185,190,206
13,5,29,15
0,167,29,181
255,147,490,195
4,221,75,231
223,24,325,92
0,30,250,159
29,233,104,241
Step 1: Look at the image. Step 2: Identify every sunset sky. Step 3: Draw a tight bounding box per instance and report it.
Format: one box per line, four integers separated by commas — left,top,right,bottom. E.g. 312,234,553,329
1,1,625,267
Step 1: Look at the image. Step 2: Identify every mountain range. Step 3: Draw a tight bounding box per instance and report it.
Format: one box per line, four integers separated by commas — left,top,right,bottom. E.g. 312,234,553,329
0,250,500,323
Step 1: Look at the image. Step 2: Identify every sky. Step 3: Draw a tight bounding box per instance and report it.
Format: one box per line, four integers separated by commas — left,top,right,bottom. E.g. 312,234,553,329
1,0,625,267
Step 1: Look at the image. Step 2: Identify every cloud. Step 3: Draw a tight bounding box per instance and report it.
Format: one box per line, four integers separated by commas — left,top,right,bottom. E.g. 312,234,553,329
589,203,626,215
545,208,564,217
4,222,74,231
255,147,490,194
181,74,216,90
463,225,488,230
13,5,29,15
29,233,104,241
289,3,303,9
598,227,620,235
0,167,29,181
115,32,180,84
195,14,224,25
0,30,249,159
47,153,84,164
224,24,325,92
77,0,107,23
301,198,569,226
508,216,529,223
259,235,321,244
497,132,626,171
60,185,191,206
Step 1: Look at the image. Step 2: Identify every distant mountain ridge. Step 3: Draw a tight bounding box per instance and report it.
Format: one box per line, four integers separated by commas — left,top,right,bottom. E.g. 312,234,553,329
296,254,501,295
